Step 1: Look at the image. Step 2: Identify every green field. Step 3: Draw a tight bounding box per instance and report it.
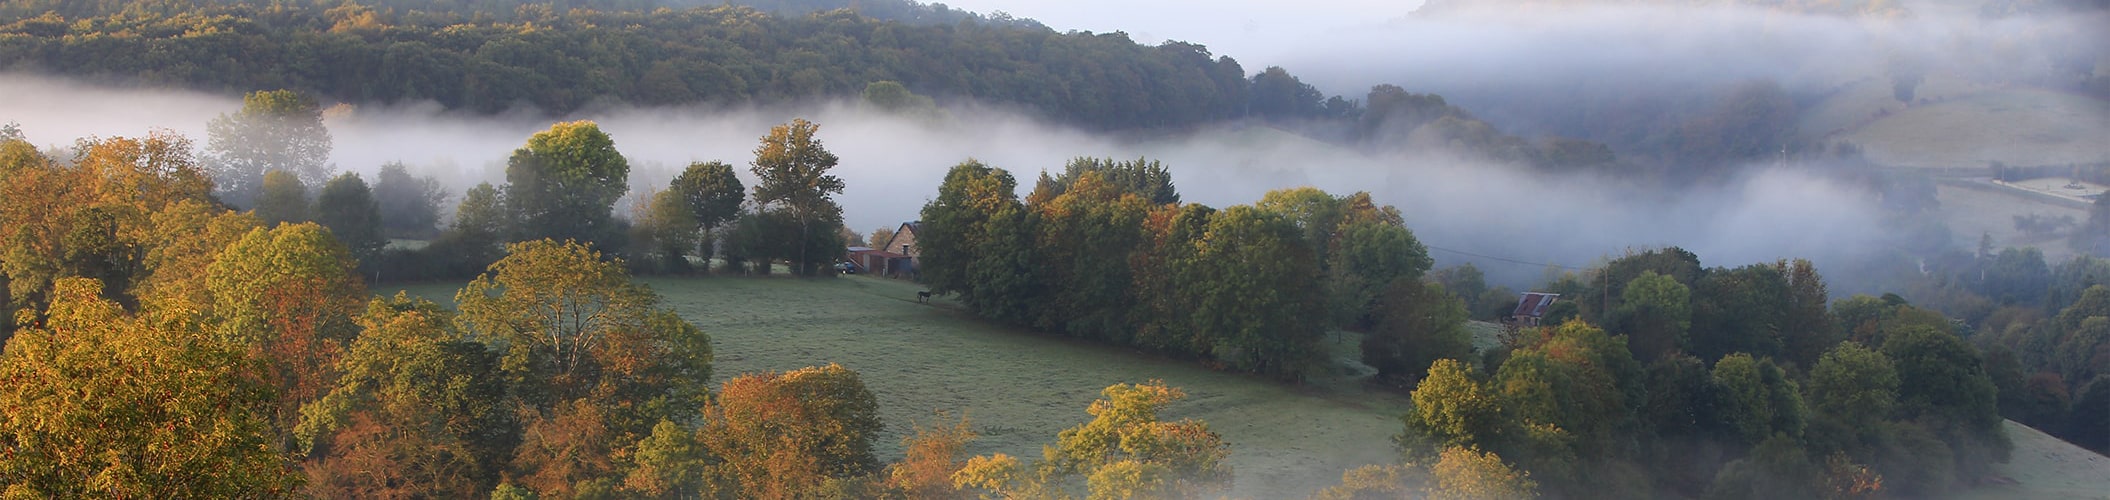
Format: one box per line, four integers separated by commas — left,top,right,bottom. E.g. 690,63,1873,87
1826,87,2110,169
398,275,1415,498
395,274,2108,498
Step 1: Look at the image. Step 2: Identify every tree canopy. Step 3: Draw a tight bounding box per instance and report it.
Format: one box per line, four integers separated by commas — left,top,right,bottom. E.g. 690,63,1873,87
503,121,629,249
203,90,333,206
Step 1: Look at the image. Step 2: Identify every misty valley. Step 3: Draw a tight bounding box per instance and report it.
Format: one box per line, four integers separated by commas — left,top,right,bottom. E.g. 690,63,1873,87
0,0,2107,498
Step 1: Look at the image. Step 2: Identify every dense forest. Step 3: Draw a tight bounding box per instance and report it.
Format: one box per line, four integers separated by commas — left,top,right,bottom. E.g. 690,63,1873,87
0,0,1249,129
0,0,1686,173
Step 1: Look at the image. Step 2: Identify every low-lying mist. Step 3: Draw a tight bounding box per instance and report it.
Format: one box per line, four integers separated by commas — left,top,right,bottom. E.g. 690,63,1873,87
0,72,1890,288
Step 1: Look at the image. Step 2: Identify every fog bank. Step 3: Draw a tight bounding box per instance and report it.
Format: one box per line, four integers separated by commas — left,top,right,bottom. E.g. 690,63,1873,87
0,73,1895,288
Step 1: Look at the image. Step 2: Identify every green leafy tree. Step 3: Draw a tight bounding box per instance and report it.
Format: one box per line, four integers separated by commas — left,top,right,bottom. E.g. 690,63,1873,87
205,89,334,206
1804,343,1898,431
1131,204,1214,354
1493,319,1646,479
205,223,367,450
1248,66,1326,121
748,118,845,276
1029,171,1151,340
1614,270,1691,362
1882,325,2011,477
135,200,261,313
1778,259,1837,369
862,80,940,118
504,121,630,249
255,169,311,226
918,159,1023,302
296,293,517,497
0,278,296,497
372,162,448,238
1327,215,1433,328
454,239,711,413
1364,280,1473,386
1433,263,1490,309
430,182,508,274
314,172,386,262
1709,353,1807,446
667,160,745,261
1884,327,2003,431
1690,264,1792,362
1190,205,1328,380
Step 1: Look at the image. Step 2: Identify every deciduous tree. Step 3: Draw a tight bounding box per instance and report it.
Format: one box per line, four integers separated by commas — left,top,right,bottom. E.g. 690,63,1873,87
701,364,882,499
296,294,515,498
1364,280,1473,386
667,160,745,260
206,223,367,449
255,169,311,226
1427,446,1538,500
0,278,295,497
372,162,447,238
454,239,710,413
204,89,334,206
314,172,386,262
749,118,845,276
504,121,630,249
1805,342,1898,430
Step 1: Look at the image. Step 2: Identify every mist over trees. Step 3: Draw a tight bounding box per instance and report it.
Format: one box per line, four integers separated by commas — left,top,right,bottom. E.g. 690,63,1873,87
1,0,2105,496
371,162,447,239
203,90,333,207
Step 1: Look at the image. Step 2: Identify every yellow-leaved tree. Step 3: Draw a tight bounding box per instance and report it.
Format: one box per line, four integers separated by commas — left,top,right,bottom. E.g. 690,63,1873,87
0,278,295,497
954,381,1232,500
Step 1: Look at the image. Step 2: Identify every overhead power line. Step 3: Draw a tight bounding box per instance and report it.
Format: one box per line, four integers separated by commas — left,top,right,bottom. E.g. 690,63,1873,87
1425,244,1587,270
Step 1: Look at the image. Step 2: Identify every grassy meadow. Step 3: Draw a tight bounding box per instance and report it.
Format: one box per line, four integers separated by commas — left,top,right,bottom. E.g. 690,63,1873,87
398,274,1416,498
395,274,2109,499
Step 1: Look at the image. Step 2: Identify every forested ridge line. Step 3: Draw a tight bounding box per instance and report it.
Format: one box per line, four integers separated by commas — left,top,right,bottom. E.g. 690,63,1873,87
0,0,1279,130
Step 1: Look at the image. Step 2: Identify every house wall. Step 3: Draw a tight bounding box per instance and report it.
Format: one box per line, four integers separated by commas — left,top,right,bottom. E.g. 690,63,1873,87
883,224,920,257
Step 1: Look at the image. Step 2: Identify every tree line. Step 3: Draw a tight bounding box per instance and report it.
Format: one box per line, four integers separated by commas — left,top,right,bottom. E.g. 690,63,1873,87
1304,246,2021,499
169,87,858,282
918,159,1435,381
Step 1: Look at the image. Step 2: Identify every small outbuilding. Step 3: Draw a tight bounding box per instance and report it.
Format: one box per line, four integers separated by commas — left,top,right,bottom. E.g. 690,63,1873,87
1510,292,1561,327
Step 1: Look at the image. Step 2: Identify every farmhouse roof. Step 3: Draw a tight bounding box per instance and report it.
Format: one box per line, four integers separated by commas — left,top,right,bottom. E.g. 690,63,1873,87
847,246,874,252
1513,292,1560,318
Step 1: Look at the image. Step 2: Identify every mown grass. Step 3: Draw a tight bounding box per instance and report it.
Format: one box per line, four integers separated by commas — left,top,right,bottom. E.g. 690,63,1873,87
396,274,1416,498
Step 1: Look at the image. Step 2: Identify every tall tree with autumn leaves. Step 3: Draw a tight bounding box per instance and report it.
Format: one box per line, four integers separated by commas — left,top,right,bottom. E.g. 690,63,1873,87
748,118,846,276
